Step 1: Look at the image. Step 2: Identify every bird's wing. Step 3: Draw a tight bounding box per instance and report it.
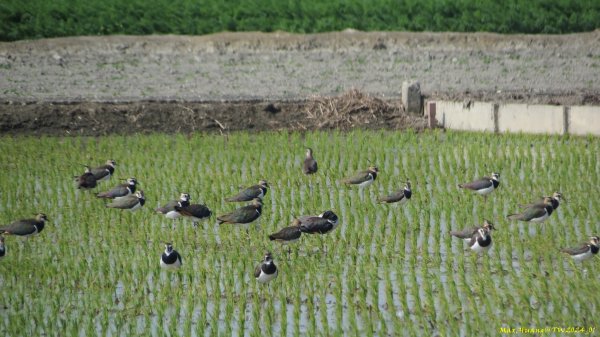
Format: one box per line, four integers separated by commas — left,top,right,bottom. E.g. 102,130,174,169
254,263,263,278
561,244,590,255
450,226,479,239
107,195,138,209
156,200,178,213
218,205,258,224
520,206,549,220
179,204,211,218
269,226,302,241
303,158,318,174
91,166,110,180
0,219,36,235
459,178,492,190
378,190,405,203
226,186,259,202
97,184,128,198
299,217,333,233
343,170,371,184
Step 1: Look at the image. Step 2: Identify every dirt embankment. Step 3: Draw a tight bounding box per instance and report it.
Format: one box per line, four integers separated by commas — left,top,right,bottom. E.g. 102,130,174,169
1,31,599,135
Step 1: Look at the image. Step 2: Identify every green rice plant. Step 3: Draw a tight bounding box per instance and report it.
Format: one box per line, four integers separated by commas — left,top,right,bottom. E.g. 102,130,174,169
0,130,598,335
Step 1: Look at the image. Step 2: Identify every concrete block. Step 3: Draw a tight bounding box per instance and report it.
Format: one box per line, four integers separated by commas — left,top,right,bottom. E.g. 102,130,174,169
402,81,421,115
569,106,600,136
498,104,564,134
426,101,436,128
434,101,495,131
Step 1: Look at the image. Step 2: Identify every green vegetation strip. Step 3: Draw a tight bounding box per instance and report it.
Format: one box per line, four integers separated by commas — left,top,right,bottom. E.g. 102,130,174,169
0,130,599,335
2,0,600,41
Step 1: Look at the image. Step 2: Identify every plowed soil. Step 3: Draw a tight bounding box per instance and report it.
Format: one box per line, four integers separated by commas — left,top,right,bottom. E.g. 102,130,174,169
1,30,599,135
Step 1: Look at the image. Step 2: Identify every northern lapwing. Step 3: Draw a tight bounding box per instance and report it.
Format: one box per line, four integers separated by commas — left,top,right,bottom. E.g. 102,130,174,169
75,165,97,190
0,236,5,259
507,197,554,223
91,159,116,182
450,219,496,242
225,180,269,202
469,227,493,253
254,252,278,284
97,177,138,200
303,148,318,175
520,192,563,211
269,225,302,255
160,243,182,269
269,225,302,243
217,198,262,226
561,236,600,262
106,190,145,211
458,172,500,202
296,210,340,235
342,166,379,188
174,198,212,227
156,193,191,220
378,180,412,204
0,213,48,237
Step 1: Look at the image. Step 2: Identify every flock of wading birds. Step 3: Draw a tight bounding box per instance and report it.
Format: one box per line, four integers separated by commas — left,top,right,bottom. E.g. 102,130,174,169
0,148,598,283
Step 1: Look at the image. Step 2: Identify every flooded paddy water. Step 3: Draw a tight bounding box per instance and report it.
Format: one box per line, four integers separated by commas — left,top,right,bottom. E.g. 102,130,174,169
0,130,598,336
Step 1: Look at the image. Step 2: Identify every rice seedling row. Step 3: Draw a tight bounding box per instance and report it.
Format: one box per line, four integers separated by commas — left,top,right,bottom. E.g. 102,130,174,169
0,130,598,336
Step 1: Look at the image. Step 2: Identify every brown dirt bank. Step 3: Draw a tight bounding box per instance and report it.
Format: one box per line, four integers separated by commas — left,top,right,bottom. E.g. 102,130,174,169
0,93,426,136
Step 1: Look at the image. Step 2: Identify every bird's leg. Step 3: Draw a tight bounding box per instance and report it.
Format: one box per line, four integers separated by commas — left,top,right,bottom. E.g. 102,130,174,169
245,226,251,241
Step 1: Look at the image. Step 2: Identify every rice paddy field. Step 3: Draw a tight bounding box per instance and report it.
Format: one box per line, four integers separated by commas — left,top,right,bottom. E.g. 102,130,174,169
0,130,599,336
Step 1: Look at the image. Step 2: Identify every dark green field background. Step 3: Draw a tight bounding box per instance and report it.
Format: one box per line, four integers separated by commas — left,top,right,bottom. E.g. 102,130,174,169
1,0,599,41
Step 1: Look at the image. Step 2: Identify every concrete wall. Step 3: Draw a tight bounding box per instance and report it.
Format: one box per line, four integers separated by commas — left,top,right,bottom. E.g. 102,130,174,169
497,104,565,134
432,101,495,132
569,106,600,136
427,100,600,136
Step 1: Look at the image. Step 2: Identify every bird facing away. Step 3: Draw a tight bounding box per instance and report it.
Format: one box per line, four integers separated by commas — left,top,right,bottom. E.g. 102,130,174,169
106,190,145,211
458,172,500,201
254,252,278,284
76,166,97,190
97,177,138,200
268,225,302,244
469,227,493,253
450,219,496,242
561,236,600,262
0,236,5,259
156,193,191,220
217,198,263,225
160,243,182,269
0,213,48,237
342,166,379,188
378,180,412,204
303,148,318,175
507,197,554,223
520,191,563,211
91,159,116,182
296,210,339,235
225,180,269,202
174,198,212,227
